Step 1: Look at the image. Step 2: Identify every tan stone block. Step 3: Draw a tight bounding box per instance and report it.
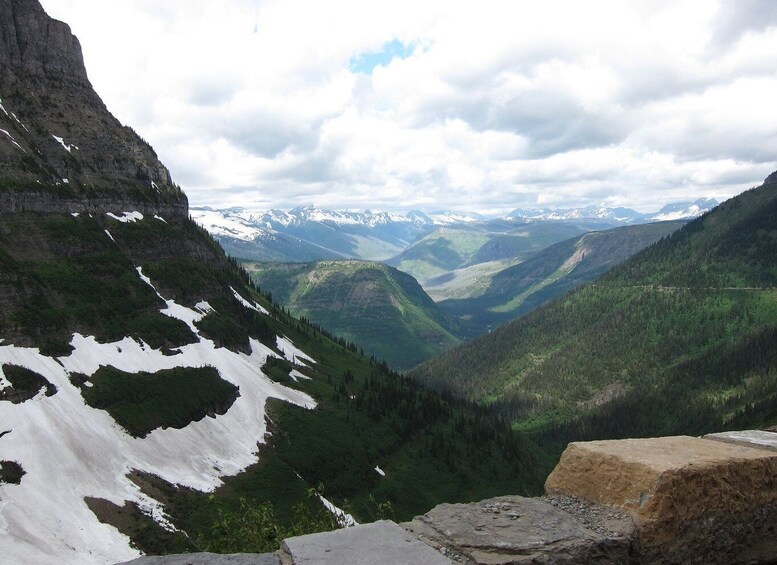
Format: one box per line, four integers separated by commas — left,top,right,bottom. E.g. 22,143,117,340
545,435,777,563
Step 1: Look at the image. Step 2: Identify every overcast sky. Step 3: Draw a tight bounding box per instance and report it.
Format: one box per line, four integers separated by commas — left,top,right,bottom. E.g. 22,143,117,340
39,0,777,214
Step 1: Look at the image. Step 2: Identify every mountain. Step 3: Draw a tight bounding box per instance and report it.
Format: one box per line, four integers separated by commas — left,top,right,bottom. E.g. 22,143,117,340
439,221,687,336
649,197,720,221
0,3,549,562
410,174,777,445
192,201,716,266
245,260,463,370
0,0,185,217
506,199,718,225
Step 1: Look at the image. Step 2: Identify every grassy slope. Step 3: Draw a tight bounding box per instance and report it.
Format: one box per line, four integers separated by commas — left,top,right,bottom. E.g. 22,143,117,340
410,179,777,447
246,260,462,370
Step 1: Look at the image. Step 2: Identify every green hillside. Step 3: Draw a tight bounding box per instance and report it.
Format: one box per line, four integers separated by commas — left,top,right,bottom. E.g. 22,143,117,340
245,260,463,370
409,176,777,447
440,221,685,336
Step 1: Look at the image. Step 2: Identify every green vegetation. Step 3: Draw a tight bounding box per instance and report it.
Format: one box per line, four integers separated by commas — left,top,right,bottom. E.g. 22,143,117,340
202,486,341,554
246,260,462,370
262,356,295,384
0,364,56,402
0,461,25,485
79,366,239,438
410,180,777,452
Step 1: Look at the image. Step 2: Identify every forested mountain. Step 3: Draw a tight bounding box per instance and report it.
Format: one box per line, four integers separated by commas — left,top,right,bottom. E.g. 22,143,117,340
245,260,463,370
410,174,777,448
0,2,549,563
439,221,686,336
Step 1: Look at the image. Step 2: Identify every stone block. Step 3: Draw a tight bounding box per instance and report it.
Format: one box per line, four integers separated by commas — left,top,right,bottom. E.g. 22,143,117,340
545,435,777,563
280,520,452,564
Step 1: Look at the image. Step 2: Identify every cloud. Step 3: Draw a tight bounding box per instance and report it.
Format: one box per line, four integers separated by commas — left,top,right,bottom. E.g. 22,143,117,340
38,0,777,214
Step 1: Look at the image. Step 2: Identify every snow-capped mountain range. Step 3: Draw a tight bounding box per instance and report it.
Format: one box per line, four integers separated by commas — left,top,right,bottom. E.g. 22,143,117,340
506,198,719,223
190,199,718,263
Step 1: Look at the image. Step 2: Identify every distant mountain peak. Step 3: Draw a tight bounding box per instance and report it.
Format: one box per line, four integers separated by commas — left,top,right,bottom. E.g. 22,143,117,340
507,200,718,224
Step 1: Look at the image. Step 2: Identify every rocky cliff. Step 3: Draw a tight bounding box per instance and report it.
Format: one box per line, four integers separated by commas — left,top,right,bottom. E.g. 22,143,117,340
0,0,186,217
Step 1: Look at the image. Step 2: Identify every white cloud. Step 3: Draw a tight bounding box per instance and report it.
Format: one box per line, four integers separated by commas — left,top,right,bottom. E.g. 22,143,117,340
39,0,777,214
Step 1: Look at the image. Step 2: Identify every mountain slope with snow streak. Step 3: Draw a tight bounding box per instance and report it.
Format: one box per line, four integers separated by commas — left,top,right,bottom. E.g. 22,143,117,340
0,269,315,565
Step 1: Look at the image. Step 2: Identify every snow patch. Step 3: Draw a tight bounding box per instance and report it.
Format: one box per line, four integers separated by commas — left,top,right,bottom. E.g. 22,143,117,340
276,336,316,366
289,369,311,382
11,113,28,132
375,465,386,477
104,230,115,243
194,301,215,315
230,286,269,315
153,215,167,224
52,134,77,152
71,213,80,218
0,273,316,564
318,494,358,528
106,211,144,223
1,128,26,153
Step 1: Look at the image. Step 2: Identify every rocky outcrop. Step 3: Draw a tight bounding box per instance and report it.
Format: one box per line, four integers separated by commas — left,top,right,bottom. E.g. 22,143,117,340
0,0,88,85
0,0,187,218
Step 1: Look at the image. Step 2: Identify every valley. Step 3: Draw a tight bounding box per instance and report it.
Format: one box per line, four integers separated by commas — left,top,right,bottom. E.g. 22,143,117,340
2,1,776,563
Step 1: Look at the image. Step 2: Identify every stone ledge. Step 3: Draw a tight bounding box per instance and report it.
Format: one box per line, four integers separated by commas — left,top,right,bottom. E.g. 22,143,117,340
403,495,635,564
704,429,777,452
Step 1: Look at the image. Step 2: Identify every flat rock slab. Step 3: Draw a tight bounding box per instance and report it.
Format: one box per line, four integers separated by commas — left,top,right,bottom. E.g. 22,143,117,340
704,429,777,452
117,553,280,565
545,435,777,564
280,520,453,564
403,495,634,564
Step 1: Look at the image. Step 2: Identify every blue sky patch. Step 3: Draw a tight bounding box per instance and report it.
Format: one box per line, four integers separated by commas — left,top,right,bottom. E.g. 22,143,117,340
350,39,414,74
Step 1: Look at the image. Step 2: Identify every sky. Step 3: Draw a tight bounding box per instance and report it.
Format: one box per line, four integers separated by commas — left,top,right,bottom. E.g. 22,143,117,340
38,0,777,214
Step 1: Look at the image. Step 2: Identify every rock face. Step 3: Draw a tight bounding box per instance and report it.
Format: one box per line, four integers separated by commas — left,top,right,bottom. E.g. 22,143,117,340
0,0,187,217
545,435,777,564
